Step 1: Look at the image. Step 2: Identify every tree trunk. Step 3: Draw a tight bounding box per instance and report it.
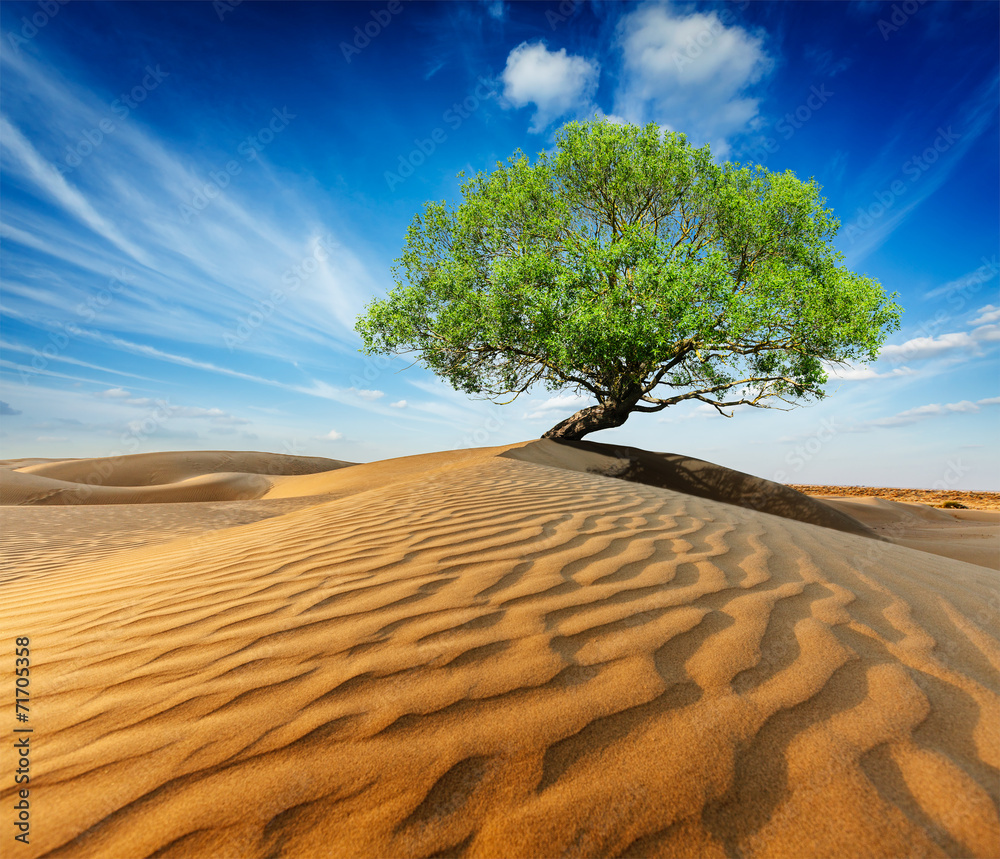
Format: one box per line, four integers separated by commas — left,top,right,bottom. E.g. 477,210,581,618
542,400,636,441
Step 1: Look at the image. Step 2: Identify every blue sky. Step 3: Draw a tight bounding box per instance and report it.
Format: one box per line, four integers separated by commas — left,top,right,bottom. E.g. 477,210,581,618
1,0,997,489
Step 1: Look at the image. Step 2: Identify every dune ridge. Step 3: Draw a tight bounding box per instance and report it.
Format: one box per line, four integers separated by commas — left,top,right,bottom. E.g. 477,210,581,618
1,442,997,858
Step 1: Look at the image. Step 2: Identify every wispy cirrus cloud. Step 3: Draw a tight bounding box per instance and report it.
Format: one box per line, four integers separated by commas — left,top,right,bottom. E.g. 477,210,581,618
0,47,379,370
0,113,151,266
0,338,159,382
67,329,430,422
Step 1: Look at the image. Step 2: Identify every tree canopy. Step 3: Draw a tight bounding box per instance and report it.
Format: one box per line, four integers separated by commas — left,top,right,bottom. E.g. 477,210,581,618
356,119,902,440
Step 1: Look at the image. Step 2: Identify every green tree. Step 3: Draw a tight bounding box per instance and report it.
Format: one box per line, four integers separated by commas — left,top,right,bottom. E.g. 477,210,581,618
356,119,902,440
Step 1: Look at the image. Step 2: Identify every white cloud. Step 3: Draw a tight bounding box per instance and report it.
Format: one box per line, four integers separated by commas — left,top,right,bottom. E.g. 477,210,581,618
525,392,590,419
871,306,1000,375
89,387,252,425
879,331,976,362
972,323,1000,343
0,357,124,387
174,407,251,425
877,316,1000,366
485,1,506,21
825,362,914,381
69,332,410,419
502,42,600,132
866,397,997,429
390,400,407,408
319,430,343,441
972,304,1000,325
350,387,384,401
613,4,772,155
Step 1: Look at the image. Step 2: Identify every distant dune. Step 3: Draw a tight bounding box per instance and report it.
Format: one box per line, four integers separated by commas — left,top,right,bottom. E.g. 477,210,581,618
1,441,997,858
0,450,351,505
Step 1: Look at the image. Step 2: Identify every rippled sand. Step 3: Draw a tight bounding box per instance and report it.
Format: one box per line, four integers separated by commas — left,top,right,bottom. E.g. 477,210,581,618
1,441,997,858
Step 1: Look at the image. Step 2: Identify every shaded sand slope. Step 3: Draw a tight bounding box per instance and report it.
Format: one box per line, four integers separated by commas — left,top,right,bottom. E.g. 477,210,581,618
1,445,998,859
503,439,877,538
0,451,351,505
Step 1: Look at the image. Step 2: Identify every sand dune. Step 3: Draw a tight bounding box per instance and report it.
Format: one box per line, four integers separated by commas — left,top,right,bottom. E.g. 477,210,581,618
821,496,1000,571
12,450,352,485
1,442,997,858
0,451,350,506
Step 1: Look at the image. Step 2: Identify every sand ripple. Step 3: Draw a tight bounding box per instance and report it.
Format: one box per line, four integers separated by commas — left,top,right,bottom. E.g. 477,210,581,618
1,442,996,858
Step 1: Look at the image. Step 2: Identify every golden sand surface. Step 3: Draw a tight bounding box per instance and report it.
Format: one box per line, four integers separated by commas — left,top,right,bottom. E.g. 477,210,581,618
1,441,997,858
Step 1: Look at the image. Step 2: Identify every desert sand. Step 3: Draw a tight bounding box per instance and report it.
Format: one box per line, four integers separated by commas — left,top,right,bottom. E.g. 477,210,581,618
1,440,997,859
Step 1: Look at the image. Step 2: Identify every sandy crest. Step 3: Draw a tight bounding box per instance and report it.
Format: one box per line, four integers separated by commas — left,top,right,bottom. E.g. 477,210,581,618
1,441,997,859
